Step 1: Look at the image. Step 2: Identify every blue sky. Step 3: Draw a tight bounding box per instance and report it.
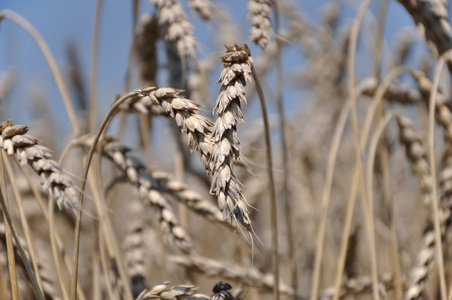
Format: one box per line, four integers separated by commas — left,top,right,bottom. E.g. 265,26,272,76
0,0,438,136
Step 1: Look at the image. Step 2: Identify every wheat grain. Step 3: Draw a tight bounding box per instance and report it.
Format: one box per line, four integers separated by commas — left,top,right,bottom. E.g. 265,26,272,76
0,120,78,210
396,115,433,205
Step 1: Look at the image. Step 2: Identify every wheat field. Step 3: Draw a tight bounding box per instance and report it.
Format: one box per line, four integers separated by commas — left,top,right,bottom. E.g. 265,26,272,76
1,0,452,299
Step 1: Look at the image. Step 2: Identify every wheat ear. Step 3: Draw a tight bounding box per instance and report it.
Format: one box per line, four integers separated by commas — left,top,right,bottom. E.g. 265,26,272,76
102,140,192,253
118,88,213,173
320,274,394,299
135,14,159,87
248,0,273,50
75,136,230,230
0,120,78,210
396,0,452,59
396,115,433,204
397,114,452,299
210,44,254,230
123,206,147,298
360,77,424,105
151,0,197,59
136,282,208,300
169,255,300,298
188,0,212,21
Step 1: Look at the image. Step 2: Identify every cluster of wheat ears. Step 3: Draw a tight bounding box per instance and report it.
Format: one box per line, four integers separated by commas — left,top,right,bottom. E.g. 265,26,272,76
3,0,452,299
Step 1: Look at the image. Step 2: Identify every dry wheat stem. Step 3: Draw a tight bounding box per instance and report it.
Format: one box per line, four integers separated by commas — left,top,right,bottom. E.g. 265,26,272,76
403,53,452,300
0,120,78,210
311,2,373,299
0,10,80,136
0,163,45,300
252,66,279,300
71,88,154,300
424,51,450,300
329,67,410,300
273,0,297,295
345,4,381,299
1,152,43,292
248,0,273,49
0,223,62,300
12,158,87,300
88,0,102,134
